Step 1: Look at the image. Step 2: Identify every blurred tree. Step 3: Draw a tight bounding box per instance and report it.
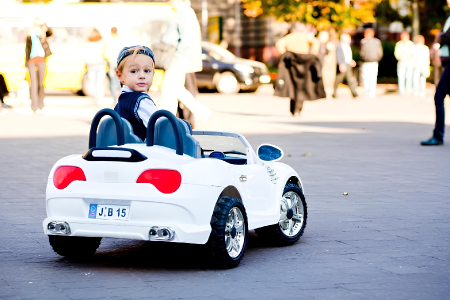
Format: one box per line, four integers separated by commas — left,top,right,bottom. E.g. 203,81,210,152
242,0,376,31
376,0,449,35
418,0,449,34
374,0,401,24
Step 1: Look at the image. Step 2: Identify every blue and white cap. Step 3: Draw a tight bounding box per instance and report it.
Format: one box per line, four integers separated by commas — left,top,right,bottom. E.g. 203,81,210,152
117,45,155,67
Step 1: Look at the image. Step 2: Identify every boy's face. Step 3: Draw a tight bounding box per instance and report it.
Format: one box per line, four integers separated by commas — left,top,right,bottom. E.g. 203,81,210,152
116,54,154,93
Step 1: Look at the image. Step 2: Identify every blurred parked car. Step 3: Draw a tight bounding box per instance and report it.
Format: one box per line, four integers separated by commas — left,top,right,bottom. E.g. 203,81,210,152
196,42,271,94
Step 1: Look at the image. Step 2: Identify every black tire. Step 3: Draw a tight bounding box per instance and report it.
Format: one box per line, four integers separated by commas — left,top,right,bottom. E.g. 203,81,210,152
256,183,307,245
49,235,102,258
207,196,248,268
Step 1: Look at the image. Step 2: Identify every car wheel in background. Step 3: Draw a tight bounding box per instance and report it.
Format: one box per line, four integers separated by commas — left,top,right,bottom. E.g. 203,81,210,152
215,72,240,94
49,236,102,258
207,196,248,268
256,183,307,245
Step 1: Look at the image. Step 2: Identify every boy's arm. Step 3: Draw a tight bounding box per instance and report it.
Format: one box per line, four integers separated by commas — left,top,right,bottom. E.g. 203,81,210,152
137,98,158,127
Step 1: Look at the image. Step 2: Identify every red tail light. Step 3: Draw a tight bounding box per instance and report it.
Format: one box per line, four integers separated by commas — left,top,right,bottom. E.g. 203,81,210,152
53,166,86,190
136,169,182,194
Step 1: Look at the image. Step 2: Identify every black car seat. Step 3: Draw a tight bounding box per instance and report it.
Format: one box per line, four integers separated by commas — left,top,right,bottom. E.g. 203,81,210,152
153,117,201,158
96,117,143,147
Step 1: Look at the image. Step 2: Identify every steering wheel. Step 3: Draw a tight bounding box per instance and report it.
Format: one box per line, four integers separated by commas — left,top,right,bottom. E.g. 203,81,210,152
209,151,225,158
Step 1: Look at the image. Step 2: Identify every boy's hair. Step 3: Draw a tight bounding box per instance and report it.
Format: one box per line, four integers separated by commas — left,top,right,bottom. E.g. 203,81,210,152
117,46,155,72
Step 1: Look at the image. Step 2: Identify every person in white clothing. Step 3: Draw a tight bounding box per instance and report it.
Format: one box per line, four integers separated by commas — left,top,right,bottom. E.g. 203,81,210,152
83,28,107,105
161,0,211,122
394,32,415,95
105,27,123,103
412,35,430,98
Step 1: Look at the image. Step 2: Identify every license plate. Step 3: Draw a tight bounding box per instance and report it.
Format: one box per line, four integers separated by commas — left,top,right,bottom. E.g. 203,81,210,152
88,204,130,220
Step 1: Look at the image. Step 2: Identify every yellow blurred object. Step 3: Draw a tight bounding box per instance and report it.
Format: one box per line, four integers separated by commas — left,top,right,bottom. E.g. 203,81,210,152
0,2,172,93
343,192,348,196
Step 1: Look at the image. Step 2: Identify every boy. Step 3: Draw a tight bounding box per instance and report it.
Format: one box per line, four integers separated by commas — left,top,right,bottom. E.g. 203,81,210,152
114,45,157,141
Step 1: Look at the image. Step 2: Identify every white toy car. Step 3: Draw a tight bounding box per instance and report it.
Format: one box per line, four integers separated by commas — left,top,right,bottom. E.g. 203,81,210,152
43,109,307,268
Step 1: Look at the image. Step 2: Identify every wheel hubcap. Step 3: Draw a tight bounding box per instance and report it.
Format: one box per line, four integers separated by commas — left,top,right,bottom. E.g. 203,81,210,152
230,226,237,239
225,207,245,258
279,191,304,237
218,74,238,94
286,209,294,219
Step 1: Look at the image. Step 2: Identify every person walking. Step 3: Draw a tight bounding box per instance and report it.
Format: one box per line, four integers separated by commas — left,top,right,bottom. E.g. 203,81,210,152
394,31,415,95
161,0,211,122
332,33,358,98
430,34,442,86
25,18,52,113
360,28,383,98
276,22,321,114
317,31,336,98
82,28,107,105
412,35,430,98
275,23,320,56
105,27,123,103
421,1,450,146
0,73,11,109
177,73,198,128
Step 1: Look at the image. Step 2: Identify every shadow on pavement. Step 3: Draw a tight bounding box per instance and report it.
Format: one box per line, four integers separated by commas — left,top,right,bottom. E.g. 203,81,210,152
58,230,284,271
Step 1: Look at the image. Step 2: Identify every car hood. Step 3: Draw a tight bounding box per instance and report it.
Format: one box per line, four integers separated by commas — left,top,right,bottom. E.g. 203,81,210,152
222,57,268,72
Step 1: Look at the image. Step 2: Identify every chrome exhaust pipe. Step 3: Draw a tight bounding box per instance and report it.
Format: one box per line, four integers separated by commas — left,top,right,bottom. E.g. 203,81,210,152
149,226,175,241
48,221,71,235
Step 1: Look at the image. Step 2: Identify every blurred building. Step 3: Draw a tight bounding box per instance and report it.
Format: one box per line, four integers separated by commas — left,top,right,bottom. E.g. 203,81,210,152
82,0,284,63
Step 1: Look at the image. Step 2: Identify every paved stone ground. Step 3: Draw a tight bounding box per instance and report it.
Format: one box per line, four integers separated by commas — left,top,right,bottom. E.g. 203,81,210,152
0,86,449,299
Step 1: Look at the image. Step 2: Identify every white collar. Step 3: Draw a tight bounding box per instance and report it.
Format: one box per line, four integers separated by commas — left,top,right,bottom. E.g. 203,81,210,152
121,85,150,96
121,85,134,93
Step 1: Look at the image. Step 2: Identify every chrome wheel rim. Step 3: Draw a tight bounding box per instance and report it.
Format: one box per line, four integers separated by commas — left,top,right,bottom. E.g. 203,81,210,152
279,191,304,237
217,73,239,94
225,207,245,258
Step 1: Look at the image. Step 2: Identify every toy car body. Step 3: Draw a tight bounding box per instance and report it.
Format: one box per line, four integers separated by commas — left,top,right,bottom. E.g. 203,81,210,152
43,109,307,267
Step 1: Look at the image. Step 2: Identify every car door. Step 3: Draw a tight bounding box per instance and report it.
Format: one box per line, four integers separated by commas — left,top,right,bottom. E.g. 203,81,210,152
233,163,272,215
195,51,215,86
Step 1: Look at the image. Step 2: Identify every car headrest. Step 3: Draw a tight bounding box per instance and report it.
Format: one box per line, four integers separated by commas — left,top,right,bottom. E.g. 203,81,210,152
97,117,143,147
153,117,201,158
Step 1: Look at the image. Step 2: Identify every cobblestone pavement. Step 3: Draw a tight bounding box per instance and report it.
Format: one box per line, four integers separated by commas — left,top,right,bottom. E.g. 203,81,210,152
0,86,449,299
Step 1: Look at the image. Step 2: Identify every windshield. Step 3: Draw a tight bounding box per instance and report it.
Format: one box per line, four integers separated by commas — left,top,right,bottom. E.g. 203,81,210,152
195,135,247,156
203,42,235,61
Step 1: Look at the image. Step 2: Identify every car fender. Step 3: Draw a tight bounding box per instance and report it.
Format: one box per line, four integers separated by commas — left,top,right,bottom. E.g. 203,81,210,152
264,161,304,215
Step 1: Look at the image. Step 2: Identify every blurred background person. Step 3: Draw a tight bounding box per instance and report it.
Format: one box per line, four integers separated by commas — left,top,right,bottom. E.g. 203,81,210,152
360,28,383,99
421,2,450,146
332,33,358,98
177,73,198,128
430,35,442,86
394,31,415,95
25,17,52,113
317,31,336,99
275,22,320,56
412,35,430,98
82,28,107,105
0,73,10,109
276,22,321,114
105,27,123,103
161,0,211,122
